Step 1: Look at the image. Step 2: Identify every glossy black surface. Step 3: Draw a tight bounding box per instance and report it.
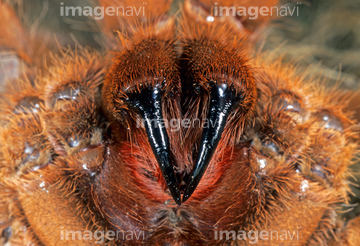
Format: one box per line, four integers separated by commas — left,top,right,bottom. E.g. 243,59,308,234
126,85,181,205
183,82,241,202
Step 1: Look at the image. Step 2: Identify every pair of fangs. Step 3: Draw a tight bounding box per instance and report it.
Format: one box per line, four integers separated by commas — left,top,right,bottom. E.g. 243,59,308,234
128,82,240,205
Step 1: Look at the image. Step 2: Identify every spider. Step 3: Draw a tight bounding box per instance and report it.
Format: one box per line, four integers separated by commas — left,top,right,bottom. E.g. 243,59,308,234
0,0,359,245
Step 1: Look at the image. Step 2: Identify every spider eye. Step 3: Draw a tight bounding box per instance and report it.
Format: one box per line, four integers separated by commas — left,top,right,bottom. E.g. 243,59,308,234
314,111,343,131
14,96,44,114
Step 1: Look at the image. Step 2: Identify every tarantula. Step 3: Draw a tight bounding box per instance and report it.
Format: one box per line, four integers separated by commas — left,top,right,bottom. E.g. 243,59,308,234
0,0,359,245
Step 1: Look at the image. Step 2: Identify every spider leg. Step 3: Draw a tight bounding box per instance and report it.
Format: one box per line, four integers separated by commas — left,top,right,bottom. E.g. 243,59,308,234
328,216,360,246
0,1,33,87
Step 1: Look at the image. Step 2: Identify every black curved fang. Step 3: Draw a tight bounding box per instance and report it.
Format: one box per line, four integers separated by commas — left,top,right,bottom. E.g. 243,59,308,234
126,85,181,205
183,82,240,202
